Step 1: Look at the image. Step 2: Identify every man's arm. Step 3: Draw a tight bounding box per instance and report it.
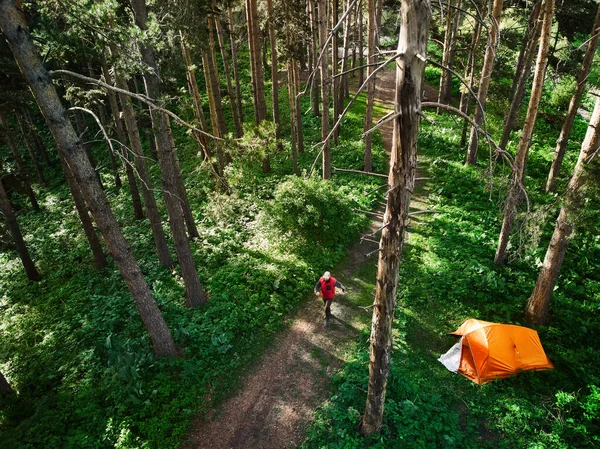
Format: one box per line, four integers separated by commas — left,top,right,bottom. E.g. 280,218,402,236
314,280,321,294
335,280,346,292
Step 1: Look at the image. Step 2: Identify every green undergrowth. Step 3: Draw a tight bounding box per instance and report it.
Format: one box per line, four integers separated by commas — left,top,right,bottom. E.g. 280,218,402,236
0,88,386,448
302,111,600,448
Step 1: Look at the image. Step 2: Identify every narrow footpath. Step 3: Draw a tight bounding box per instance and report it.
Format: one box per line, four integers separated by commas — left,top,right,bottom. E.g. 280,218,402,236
183,70,435,449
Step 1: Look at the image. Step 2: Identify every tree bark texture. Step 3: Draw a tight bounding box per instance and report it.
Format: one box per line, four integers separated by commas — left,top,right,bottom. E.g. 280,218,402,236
114,72,174,269
318,0,331,179
203,18,228,139
465,0,504,165
363,0,376,172
499,1,543,152
437,0,462,109
129,0,206,308
358,0,364,87
526,96,600,324
0,177,41,281
495,0,555,266
546,3,600,193
101,57,145,221
340,0,352,101
0,0,178,357
361,0,430,435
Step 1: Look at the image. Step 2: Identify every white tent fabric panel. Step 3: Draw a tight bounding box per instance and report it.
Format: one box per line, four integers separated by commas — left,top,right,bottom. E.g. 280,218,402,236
438,339,462,373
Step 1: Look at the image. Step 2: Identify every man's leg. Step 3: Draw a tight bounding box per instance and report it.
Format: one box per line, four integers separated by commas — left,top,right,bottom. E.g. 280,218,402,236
324,299,333,325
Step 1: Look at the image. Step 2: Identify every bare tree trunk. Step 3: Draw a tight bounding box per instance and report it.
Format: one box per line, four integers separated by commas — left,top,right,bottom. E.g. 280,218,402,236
0,1,177,356
246,0,269,172
465,0,504,165
228,5,245,127
294,60,304,153
499,1,543,152
130,0,206,308
17,112,46,185
495,0,554,266
459,9,482,147
318,0,331,179
363,0,376,172
100,57,145,221
361,0,430,435
309,0,321,117
57,152,108,270
114,71,174,269
546,4,600,192
526,96,600,324
437,0,462,110
0,177,41,281
288,59,298,175
213,2,243,138
0,110,26,172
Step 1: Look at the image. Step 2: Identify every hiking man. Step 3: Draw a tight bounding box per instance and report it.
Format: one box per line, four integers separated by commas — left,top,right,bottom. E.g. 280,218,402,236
314,271,345,325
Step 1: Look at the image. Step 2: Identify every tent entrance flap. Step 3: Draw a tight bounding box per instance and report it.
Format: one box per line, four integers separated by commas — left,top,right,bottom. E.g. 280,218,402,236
438,340,461,373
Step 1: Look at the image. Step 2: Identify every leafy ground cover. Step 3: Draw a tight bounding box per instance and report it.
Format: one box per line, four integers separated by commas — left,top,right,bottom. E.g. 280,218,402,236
0,88,386,448
301,111,600,448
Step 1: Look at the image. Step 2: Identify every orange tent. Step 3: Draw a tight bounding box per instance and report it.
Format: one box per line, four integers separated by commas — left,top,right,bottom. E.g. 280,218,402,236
438,319,554,385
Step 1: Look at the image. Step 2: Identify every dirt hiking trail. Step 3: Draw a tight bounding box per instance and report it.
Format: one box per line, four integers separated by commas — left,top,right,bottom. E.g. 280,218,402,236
183,70,435,449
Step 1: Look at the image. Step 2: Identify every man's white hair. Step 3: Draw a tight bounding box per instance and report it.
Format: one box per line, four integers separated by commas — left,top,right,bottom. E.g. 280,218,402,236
323,271,331,279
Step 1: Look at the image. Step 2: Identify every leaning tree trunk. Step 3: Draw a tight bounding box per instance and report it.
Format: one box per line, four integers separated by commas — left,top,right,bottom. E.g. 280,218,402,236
495,0,554,266
340,0,352,101
100,57,145,220
465,0,504,165
498,1,543,152
0,110,26,172
129,0,206,308
546,3,600,193
363,0,376,172
266,0,280,141
0,0,177,357
361,0,430,435
114,70,174,269
459,6,483,147
0,177,41,281
318,0,331,179
23,108,51,167
526,96,600,324
358,0,364,87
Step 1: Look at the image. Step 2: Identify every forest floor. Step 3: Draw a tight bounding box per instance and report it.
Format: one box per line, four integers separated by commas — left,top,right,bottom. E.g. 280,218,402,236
183,70,437,449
